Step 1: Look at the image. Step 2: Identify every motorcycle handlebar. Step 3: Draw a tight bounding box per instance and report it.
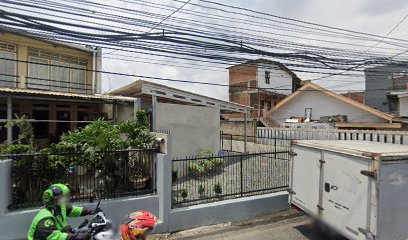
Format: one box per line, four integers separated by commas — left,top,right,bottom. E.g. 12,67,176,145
78,219,89,229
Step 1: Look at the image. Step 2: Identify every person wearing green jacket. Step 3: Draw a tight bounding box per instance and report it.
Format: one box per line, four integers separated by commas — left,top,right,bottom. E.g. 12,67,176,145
27,183,100,240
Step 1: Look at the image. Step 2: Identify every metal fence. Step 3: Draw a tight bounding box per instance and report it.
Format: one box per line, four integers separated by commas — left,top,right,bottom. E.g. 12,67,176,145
2,148,158,210
171,151,290,208
220,132,257,152
221,131,292,153
257,127,408,144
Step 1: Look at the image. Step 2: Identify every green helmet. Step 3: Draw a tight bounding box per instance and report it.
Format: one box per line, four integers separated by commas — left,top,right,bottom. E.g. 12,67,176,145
42,183,71,207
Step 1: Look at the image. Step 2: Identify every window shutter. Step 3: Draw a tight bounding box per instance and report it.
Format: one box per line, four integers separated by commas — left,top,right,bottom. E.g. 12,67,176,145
28,57,50,90
70,64,87,93
0,51,16,88
50,60,69,91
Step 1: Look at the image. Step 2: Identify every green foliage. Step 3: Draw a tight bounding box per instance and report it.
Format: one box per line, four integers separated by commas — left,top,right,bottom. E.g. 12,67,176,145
48,110,155,167
198,184,205,197
198,148,214,157
1,144,33,154
181,189,188,199
0,114,34,155
188,162,205,176
188,149,225,177
213,183,222,195
118,111,155,148
210,157,225,169
14,115,34,146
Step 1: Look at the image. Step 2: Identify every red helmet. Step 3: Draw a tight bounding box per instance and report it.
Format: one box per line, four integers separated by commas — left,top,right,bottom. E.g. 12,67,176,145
121,210,157,240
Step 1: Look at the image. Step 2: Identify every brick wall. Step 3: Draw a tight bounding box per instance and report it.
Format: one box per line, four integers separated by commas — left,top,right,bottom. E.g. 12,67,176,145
228,65,257,106
229,65,257,84
229,92,250,105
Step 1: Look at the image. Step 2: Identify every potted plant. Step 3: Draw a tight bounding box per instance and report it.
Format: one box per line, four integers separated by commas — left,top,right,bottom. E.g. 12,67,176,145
129,171,150,190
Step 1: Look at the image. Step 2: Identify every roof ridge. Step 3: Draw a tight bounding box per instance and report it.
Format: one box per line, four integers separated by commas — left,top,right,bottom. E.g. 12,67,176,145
267,82,393,121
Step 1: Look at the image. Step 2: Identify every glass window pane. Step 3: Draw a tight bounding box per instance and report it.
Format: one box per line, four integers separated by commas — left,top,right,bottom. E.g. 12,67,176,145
70,64,86,93
28,57,50,90
0,51,16,88
50,60,69,92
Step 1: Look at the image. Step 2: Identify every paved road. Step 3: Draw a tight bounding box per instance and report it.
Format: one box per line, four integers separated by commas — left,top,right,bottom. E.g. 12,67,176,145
168,216,327,240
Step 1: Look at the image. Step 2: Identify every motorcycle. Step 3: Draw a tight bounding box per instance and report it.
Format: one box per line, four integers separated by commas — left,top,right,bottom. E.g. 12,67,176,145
76,201,157,240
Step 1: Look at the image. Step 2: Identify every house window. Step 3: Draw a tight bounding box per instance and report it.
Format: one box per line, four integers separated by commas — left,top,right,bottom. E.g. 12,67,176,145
70,64,87,94
32,110,49,138
28,57,50,90
50,60,69,91
265,71,270,84
0,41,17,88
28,48,88,93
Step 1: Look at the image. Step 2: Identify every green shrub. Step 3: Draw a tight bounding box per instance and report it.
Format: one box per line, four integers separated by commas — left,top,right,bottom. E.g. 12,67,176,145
118,110,155,148
198,184,206,197
198,148,214,157
202,159,213,171
188,162,205,176
1,144,33,154
213,183,222,195
48,110,155,167
210,157,225,169
181,189,188,199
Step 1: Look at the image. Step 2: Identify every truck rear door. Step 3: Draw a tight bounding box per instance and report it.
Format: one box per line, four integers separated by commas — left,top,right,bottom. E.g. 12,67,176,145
321,151,371,240
291,146,321,217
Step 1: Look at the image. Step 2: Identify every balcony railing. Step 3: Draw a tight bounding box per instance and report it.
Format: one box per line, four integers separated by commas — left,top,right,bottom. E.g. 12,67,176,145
0,74,92,94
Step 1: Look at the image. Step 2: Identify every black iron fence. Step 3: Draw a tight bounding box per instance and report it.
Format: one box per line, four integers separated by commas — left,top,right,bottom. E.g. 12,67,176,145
2,148,158,210
172,151,290,208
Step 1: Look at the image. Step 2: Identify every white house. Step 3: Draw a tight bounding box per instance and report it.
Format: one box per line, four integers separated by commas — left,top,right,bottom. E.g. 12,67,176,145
267,82,400,129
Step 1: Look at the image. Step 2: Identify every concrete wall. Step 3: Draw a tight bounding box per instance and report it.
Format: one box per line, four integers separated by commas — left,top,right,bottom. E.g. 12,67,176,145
168,192,288,232
257,63,293,96
156,102,220,157
0,195,160,240
272,89,387,123
365,64,408,112
221,120,256,136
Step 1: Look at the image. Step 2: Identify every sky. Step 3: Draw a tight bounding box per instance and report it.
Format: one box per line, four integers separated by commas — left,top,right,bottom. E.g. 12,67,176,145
100,0,408,100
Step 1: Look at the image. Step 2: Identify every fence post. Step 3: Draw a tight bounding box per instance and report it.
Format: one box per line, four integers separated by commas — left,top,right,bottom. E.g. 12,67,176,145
156,134,172,232
274,129,277,151
0,159,12,215
220,131,223,152
230,134,232,152
240,154,243,197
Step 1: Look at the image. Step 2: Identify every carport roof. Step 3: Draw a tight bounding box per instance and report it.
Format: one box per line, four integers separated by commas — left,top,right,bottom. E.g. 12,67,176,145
0,87,134,103
110,80,251,113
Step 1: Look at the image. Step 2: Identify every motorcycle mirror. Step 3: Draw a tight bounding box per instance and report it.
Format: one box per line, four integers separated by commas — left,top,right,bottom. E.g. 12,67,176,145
95,200,101,210
78,219,89,229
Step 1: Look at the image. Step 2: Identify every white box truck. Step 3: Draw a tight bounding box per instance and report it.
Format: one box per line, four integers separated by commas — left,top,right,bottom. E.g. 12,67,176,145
290,140,408,240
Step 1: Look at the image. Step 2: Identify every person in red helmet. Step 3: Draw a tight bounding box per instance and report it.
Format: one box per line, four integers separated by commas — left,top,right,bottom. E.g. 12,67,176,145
121,210,157,240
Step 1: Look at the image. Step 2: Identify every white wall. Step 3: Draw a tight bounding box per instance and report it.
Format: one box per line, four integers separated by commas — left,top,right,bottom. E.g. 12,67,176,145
156,102,220,157
116,105,134,122
272,90,387,123
257,63,293,95
399,96,408,117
